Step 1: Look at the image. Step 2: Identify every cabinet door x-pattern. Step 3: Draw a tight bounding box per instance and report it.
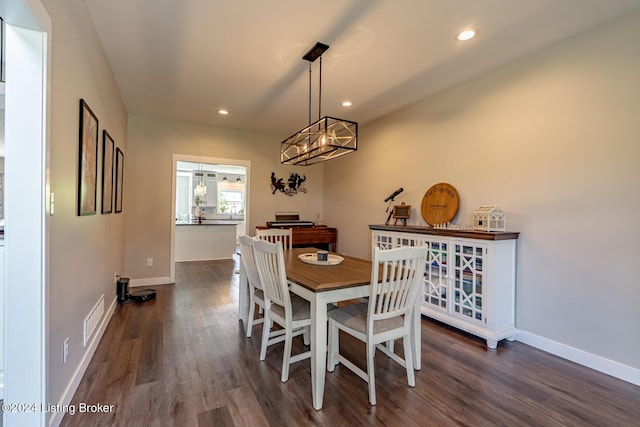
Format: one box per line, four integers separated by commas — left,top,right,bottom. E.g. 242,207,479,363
422,238,449,313
452,243,486,325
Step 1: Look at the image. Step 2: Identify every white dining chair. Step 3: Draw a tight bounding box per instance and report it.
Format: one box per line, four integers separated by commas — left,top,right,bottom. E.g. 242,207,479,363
238,235,265,338
255,227,293,250
327,245,427,405
253,238,311,382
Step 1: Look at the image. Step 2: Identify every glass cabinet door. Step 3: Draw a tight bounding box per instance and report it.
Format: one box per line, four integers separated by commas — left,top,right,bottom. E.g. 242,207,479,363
452,243,486,325
423,239,448,313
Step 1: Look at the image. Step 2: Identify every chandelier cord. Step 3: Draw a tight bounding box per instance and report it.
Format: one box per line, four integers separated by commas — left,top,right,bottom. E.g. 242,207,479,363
318,56,322,122
308,62,312,127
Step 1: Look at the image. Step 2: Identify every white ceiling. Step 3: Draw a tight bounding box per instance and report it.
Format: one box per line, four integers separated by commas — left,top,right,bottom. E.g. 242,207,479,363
81,0,639,137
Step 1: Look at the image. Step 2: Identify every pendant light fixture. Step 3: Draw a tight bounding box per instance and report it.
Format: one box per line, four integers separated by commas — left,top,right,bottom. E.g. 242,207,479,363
280,42,358,166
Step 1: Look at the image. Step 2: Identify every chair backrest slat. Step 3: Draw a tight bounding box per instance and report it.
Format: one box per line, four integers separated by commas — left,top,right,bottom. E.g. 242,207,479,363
238,235,261,290
256,228,293,250
369,246,427,325
253,238,292,312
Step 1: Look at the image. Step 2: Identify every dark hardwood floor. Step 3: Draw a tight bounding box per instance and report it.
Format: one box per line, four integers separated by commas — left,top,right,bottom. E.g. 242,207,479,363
60,256,640,426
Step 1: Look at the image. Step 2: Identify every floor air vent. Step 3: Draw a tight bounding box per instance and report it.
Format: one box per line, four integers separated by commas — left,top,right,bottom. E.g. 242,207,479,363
83,294,104,347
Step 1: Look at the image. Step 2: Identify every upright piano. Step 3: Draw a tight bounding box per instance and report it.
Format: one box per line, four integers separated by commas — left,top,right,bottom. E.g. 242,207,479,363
259,213,338,252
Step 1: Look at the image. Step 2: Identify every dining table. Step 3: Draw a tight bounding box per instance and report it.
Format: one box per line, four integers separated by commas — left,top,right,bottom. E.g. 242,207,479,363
238,247,422,410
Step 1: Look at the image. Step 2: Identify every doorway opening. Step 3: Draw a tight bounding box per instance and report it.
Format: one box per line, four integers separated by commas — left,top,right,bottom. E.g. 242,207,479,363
170,154,250,282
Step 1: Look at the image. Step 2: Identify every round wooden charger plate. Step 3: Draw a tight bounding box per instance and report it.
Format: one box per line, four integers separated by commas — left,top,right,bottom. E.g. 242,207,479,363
421,182,459,226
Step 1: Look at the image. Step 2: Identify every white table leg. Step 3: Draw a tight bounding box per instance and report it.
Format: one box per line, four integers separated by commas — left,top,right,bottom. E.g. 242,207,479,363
411,297,421,370
288,283,369,410
310,295,328,410
238,262,248,328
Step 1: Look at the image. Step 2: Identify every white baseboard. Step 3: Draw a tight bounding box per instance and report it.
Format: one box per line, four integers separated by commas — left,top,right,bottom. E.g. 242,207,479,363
49,295,118,427
129,276,173,288
516,330,640,386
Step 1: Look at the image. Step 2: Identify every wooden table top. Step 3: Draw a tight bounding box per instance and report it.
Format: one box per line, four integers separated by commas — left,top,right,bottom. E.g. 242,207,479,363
284,248,372,293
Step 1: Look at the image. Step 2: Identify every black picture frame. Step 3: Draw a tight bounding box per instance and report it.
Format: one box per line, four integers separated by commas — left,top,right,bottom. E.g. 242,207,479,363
1,18,6,83
114,147,124,213
101,130,114,214
78,99,99,216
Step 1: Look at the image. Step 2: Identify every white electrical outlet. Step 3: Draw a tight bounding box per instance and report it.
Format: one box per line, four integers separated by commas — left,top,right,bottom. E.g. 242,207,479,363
63,337,69,363
146,258,154,267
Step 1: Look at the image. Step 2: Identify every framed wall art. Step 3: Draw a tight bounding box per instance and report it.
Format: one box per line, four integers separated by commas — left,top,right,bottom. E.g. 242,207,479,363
101,130,114,214
78,99,99,216
1,17,5,83
114,147,124,213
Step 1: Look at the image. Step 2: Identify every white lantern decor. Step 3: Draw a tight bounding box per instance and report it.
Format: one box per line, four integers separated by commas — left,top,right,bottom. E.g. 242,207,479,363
473,205,506,232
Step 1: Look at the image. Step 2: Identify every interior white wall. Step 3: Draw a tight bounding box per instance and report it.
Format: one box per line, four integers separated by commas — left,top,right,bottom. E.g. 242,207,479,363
125,114,323,281
35,0,127,422
324,11,640,375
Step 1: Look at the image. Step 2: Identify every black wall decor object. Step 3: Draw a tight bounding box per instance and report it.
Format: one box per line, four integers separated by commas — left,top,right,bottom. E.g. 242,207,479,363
270,172,307,196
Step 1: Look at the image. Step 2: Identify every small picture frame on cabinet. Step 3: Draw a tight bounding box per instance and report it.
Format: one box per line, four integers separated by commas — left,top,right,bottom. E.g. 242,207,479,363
392,202,411,225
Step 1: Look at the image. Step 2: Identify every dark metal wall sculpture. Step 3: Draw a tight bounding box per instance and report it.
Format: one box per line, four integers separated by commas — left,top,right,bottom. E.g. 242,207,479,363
271,172,307,196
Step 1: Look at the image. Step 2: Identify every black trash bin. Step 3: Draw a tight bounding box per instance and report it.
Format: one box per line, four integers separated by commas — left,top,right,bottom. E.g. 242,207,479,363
117,277,129,303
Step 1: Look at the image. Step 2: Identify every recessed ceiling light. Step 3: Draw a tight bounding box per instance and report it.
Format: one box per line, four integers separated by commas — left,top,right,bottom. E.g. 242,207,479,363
341,100,353,107
457,29,477,41
218,109,229,115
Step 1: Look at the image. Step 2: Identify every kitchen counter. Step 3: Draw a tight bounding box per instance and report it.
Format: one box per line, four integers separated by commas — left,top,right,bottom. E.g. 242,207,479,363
175,221,238,261
176,220,243,226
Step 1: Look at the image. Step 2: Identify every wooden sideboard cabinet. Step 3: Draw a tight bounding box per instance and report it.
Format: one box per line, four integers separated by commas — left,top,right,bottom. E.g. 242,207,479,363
369,224,519,349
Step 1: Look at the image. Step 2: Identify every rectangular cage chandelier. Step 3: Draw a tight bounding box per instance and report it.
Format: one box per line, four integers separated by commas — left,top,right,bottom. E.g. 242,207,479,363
280,42,358,166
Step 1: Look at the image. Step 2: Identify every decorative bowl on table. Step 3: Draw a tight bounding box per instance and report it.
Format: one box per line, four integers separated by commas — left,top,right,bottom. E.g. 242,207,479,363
298,253,344,266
